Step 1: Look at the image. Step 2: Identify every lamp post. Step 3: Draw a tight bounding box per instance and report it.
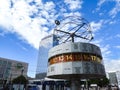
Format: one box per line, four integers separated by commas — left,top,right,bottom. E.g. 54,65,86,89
21,67,24,76
19,67,24,90
9,73,12,90
20,67,24,89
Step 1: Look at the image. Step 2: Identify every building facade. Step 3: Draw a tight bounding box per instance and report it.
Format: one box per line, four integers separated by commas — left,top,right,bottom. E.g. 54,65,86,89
36,34,58,79
116,71,120,88
0,57,28,81
108,72,118,86
108,71,120,88
109,71,120,88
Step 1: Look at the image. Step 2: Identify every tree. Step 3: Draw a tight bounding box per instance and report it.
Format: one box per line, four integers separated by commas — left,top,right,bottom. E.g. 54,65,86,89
12,75,28,84
97,77,109,87
89,77,109,87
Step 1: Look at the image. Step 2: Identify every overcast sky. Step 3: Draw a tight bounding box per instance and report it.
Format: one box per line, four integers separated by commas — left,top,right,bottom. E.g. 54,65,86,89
0,0,120,77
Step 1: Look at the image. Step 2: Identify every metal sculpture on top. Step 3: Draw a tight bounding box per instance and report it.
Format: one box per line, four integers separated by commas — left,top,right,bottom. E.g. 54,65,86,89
54,16,93,44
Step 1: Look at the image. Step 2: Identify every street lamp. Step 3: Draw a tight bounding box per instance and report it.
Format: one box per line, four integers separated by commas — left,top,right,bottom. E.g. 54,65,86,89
21,67,24,76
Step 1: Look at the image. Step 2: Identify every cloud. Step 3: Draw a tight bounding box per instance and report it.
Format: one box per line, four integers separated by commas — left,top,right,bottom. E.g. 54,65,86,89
0,0,83,49
90,20,103,32
16,42,28,51
104,58,120,72
96,0,106,11
116,34,120,38
101,45,111,58
115,45,120,49
64,0,83,10
91,39,102,47
109,0,120,18
0,0,56,49
63,12,82,17
91,39,111,58
0,32,4,36
97,0,106,7
109,20,117,24
97,0,120,18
